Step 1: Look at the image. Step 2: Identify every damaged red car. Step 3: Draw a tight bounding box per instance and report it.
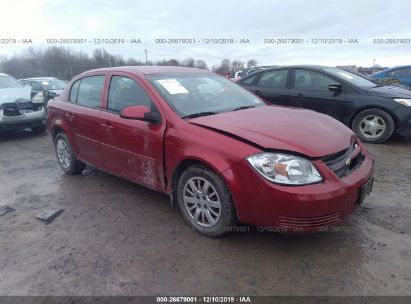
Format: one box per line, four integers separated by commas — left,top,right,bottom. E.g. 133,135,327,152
47,66,374,236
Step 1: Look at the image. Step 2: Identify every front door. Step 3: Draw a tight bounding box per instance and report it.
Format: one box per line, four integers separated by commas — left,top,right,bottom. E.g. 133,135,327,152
290,69,347,121
99,73,166,190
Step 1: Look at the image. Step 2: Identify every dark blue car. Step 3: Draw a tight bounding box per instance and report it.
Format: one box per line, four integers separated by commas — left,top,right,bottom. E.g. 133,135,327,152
372,65,411,88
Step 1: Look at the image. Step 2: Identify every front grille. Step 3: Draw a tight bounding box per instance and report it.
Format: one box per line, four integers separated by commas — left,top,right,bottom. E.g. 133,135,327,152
278,212,342,229
321,140,365,178
1,102,40,117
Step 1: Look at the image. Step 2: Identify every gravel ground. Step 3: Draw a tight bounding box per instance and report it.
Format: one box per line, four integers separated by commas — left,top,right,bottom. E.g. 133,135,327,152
0,130,410,296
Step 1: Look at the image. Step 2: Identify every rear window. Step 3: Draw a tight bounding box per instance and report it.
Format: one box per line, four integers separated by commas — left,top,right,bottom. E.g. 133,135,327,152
69,80,80,103
258,70,288,88
76,76,105,108
0,75,22,89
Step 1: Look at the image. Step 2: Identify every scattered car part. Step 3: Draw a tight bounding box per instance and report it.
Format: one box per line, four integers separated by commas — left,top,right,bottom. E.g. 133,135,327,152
35,209,64,224
0,206,15,216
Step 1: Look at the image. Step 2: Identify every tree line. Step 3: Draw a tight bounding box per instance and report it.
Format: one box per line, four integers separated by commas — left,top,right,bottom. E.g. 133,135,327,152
0,46,258,81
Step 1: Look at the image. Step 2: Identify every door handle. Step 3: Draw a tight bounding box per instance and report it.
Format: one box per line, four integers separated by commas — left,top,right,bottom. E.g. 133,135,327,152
100,122,114,130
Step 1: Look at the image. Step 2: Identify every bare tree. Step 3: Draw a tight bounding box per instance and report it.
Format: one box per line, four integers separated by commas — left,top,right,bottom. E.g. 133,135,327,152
195,60,208,70
0,46,216,80
231,60,245,75
182,58,195,68
247,59,258,68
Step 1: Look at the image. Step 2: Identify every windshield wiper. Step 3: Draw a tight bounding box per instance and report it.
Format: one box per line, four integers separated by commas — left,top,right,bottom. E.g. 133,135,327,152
231,105,256,112
182,111,218,119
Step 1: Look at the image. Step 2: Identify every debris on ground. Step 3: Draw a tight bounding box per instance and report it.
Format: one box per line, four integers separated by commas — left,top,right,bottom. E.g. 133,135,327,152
0,206,15,216
35,209,64,224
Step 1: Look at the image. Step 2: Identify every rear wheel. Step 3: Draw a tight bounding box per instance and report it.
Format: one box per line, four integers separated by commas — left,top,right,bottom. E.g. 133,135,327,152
177,165,237,237
352,108,394,143
54,133,85,175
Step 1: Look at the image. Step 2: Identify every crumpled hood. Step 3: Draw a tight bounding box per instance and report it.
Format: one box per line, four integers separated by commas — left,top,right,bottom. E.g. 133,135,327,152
0,87,31,105
365,86,411,98
189,106,354,158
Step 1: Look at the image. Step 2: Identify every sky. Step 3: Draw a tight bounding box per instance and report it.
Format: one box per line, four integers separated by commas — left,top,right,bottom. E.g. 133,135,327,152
0,0,410,68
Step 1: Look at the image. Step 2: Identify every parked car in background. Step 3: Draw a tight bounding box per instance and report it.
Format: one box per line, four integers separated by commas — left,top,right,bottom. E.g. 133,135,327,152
0,73,46,133
20,77,67,103
234,66,278,81
238,65,411,143
371,66,411,88
47,66,374,236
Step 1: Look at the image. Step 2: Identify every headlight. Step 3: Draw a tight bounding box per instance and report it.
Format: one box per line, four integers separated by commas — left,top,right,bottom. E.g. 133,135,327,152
32,92,45,104
247,153,322,185
393,98,411,106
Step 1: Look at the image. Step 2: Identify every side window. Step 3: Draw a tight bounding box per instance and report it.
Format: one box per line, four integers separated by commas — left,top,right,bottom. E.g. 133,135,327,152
77,76,105,108
31,82,43,91
397,68,411,77
241,74,258,85
108,76,153,113
294,70,338,91
257,70,288,88
387,71,395,77
69,80,80,103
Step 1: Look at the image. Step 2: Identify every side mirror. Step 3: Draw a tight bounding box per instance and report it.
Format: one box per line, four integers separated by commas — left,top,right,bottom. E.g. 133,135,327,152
328,84,343,92
120,105,161,124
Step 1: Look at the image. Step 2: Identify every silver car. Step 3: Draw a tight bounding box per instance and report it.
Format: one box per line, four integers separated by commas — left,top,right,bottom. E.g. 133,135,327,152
0,73,46,133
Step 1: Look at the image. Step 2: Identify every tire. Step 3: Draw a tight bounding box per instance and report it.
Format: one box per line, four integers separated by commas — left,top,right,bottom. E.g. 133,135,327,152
54,132,85,175
31,125,47,134
177,165,237,237
352,108,395,144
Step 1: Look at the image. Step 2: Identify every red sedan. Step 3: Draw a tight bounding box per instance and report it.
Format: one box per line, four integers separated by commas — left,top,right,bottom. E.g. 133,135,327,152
47,66,374,236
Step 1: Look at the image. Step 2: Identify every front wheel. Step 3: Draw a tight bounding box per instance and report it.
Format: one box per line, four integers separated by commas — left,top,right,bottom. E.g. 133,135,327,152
54,133,86,175
177,165,237,237
352,108,394,144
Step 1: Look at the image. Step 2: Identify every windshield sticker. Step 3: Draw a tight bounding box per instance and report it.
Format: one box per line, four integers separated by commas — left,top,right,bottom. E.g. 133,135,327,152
157,79,189,94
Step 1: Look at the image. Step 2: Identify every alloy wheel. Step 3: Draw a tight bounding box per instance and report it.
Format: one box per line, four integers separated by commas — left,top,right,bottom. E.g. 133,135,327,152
56,138,71,169
183,177,222,227
359,114,386,139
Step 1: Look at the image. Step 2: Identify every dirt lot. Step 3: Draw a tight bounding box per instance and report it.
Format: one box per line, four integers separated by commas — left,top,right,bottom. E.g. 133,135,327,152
0,130,410,296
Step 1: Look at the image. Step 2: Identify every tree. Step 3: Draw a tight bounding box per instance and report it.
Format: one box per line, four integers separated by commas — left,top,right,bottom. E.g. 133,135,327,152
182,58,195,68
247,59,258,68
231,60,245,75
195,59,208,70
0,46,214,80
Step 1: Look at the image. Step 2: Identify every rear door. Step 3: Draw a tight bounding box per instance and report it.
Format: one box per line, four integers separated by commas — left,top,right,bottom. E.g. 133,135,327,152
290,69,347,120
65,74,106,167
98,73,166,190
241,69,292,106
393,68,411,87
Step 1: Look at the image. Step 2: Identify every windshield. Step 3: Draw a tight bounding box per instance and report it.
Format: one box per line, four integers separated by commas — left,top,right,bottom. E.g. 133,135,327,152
0,75,22,89
323,68,377,88
39,79,67,90
148,73,265,117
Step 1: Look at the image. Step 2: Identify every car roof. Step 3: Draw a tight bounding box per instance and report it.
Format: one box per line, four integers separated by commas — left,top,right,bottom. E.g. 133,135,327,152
382,65,411,71
238,65,336,80
83,66,209,76
22,77,59,81
266,65,331,70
